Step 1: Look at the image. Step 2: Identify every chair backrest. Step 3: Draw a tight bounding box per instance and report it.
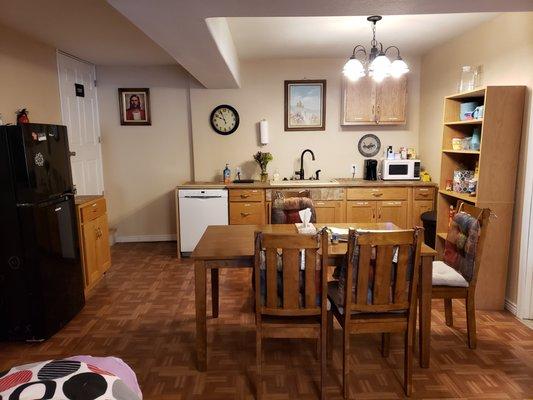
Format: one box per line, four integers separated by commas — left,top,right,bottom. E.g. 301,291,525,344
254,232,327,316
454,202,490,288
270,197,317,224
344,228,423,315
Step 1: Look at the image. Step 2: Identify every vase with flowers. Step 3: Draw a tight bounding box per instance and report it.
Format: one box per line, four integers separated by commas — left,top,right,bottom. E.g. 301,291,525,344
253,151,273,182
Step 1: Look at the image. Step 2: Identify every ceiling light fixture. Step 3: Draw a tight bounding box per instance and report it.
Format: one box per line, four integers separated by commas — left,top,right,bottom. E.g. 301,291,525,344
343,16,409,82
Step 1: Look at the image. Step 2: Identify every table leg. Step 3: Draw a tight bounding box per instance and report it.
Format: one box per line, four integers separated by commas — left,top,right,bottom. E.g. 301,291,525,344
211,268,219,318
419,255,433,368
195,260,207,371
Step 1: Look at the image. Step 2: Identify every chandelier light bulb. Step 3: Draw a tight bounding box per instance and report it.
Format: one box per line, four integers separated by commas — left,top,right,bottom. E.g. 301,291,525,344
369,54,391,76
343,57,365,81
390,58,409,78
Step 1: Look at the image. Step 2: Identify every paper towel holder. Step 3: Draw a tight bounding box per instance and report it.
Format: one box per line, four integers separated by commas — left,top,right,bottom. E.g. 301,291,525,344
259,118,269,146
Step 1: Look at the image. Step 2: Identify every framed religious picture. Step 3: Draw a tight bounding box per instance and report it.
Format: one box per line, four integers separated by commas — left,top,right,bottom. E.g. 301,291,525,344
284,80,326,131
118,88,151,126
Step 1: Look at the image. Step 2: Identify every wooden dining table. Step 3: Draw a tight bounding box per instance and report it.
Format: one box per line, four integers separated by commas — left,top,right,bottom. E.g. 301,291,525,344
192,223,436,372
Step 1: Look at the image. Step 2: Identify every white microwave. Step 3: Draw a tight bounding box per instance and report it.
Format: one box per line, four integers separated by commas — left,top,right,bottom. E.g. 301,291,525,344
381,159,421,180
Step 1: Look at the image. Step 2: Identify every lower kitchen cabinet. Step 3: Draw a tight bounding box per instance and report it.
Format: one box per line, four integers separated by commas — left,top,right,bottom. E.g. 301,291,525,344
229,202,265,224
75,196,111,293
347,200,409,228
347,201,376,223
314,200,345,223
377,200,408,228
226,186,435,231
412,200,434,226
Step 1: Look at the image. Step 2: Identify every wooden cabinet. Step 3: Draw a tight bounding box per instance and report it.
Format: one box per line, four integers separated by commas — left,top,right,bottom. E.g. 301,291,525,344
375,77,407,124
229,202,265,225
377,200,408,227
412,200,434,227
346,201,376,223
229,188,266,225
342,76,375,124
342,75,407,125
314,200,345,223
347,187,408,201
76,196,111,293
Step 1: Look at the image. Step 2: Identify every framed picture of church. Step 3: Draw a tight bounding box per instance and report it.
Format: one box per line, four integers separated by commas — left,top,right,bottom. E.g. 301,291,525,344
284,80,326,131
118,88,151,126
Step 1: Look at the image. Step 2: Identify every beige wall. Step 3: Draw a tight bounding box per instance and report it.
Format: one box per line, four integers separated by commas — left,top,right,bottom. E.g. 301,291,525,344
190,57,421,181
418,12,533,304
0,24,61,124
97,65,192,240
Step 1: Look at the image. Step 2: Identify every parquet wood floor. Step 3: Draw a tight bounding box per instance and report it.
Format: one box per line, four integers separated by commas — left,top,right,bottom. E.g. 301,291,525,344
1,242,532,399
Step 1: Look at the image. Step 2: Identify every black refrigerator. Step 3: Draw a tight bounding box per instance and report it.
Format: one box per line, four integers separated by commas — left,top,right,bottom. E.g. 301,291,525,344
0,123,85,341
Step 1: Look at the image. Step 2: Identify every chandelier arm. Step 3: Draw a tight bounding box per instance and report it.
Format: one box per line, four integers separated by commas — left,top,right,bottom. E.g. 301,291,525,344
351,45,367,57
384,45,401,58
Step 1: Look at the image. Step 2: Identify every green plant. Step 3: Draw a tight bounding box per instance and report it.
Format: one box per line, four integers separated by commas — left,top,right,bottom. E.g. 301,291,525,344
253,151,273,173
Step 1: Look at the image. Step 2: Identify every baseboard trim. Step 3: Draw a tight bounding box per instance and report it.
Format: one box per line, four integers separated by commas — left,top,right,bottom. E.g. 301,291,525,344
116,234,177,243
504,298,517,315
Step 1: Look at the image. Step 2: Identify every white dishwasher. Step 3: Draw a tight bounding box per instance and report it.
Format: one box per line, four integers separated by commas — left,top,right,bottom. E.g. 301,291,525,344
178,189,228,253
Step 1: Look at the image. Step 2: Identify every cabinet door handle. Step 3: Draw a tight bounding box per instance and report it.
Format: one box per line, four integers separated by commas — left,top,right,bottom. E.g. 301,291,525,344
378,208,382,220
241,194,250,198
241,212,251,217
372,210,376,220
372,192,383,197
419,193,428,197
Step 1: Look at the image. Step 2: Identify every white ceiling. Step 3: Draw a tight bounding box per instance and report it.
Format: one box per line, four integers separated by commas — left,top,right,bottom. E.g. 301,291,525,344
228,14,499,60
108,0,533,88
0,0,173,65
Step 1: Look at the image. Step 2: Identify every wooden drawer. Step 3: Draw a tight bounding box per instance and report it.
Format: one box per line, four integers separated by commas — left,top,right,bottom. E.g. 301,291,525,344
229,202,265,225
229,189,264,202
80,198,106,222
414,187,434,200
347,187,408,201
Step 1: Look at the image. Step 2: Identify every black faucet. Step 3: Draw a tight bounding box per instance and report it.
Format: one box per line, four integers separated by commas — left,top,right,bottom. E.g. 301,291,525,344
296,149,315,180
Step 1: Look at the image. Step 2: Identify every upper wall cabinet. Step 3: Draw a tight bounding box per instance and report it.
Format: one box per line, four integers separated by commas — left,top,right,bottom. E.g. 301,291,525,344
342,75,407,125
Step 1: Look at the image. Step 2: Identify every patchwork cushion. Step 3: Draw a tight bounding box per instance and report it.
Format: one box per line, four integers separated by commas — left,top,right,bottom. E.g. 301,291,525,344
271,197,317,224
443,211,481,283
432,261,469,287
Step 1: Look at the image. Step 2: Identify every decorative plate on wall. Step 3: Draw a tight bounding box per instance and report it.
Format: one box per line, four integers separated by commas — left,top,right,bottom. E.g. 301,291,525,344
358,134,381,157
210,105,239,135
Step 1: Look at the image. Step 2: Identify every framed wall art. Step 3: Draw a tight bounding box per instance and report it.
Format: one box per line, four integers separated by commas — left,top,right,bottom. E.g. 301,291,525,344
118,88,151,126
284,80,326,131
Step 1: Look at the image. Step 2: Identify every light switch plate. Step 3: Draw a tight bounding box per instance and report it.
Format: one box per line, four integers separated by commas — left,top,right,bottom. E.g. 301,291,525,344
350,164,357,175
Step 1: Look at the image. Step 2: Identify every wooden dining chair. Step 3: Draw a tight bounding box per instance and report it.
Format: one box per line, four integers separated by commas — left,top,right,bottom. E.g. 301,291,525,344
254,231,328,400
432,202,490,349
327,228,423,398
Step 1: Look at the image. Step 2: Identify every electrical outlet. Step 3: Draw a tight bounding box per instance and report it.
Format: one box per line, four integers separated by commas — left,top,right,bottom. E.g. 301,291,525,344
350,164,357,175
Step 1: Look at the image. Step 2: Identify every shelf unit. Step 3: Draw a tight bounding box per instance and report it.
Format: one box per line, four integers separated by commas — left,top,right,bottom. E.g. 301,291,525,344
435,86,526,310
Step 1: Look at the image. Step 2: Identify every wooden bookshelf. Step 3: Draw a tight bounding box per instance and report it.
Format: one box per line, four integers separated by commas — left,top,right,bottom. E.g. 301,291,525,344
436,86,526,310
444,119,483,126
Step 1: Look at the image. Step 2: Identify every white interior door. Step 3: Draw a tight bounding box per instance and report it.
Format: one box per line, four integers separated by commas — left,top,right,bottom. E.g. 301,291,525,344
57,52,104,195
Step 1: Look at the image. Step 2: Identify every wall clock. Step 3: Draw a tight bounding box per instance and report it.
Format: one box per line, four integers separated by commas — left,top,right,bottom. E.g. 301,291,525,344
358,134,381,157
210,105,239,135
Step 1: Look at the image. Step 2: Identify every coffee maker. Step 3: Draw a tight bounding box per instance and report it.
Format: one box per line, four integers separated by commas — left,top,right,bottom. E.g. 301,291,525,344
364,159,378,180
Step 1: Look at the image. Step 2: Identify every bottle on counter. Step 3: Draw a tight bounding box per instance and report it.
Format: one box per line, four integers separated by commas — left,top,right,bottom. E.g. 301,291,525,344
387,146,394,160
223,163,231,184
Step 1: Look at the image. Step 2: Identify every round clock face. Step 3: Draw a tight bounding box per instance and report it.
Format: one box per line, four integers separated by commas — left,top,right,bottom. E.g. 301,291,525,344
210,105,239,135
358,134,381,157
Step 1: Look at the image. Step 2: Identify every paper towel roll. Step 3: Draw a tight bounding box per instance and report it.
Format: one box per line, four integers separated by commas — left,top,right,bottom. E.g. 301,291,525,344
260,119,269,145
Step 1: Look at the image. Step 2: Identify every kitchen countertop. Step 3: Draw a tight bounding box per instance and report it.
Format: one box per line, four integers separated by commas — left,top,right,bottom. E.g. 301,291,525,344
75,195,104,206
176,179,437,189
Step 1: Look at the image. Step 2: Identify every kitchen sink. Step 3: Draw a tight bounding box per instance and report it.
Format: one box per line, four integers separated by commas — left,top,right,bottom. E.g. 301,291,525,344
270,179,339,186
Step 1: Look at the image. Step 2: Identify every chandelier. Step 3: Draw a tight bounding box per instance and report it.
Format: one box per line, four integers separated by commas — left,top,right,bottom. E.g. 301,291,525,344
343,16,409,83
